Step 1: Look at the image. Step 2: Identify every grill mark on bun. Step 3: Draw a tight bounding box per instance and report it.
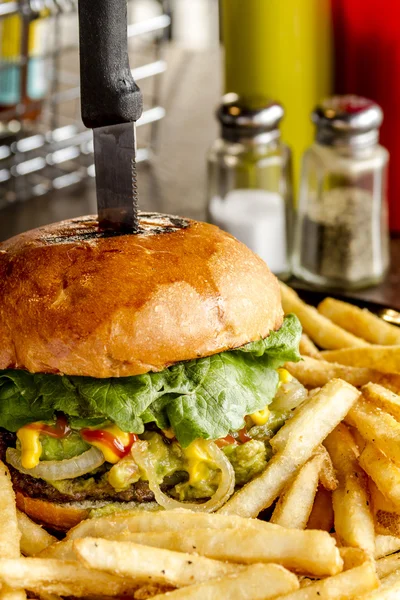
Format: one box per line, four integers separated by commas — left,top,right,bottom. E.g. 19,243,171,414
40,213,190,245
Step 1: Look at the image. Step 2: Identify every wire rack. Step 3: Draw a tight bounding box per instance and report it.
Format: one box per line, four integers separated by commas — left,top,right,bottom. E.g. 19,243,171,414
0,0,170,206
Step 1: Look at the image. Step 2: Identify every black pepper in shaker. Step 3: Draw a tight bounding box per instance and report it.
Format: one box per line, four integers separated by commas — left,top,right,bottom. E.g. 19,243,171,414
292,95,389,290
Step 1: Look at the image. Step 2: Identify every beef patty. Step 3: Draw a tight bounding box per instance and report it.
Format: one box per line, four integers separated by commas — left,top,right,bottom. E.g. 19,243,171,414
0,429,155,503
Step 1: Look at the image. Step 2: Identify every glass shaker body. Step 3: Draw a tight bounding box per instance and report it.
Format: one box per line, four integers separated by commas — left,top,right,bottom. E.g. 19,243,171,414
207,135,293,280
293,96,390,290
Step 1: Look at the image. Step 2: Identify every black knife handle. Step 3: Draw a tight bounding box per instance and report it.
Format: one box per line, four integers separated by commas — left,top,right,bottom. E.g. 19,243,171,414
78,0,143,129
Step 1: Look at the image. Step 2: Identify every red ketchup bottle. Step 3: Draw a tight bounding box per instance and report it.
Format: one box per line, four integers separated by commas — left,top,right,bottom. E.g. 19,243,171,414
332,0,400,231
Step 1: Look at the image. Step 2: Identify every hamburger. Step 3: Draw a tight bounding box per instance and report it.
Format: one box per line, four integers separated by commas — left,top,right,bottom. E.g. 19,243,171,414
0,213,302,530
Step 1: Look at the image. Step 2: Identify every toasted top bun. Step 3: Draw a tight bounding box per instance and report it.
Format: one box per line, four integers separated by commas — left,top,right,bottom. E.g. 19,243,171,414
0,213,283,378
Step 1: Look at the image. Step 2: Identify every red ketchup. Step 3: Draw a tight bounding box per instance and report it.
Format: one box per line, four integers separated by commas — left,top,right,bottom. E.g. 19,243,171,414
216,427,250,448
25,414,71,438
80,428,137,459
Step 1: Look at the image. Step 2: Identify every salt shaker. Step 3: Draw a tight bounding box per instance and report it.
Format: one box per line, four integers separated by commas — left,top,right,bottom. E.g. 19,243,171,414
292,95,389,289
206,94,293,279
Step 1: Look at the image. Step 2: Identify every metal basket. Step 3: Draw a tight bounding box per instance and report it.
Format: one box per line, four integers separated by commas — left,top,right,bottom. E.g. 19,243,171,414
0,0,169,206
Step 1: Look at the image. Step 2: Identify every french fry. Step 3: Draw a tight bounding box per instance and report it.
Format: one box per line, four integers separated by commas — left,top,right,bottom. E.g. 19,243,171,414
67,510,282,540
345,397,400,465
375,535,400,559
339,547,370,570
219,379,359,518
308,387,321,398
271,379,360,453
272,561,378,599
270,453,322,529
299,334,319,357
150,564,299,600
318,445,338,491
324,424,375,554
37,540,75,561
362,383,400,422
348,424,367,453
133,584,174,599
0,592,27,600
369,480,400,537
318,297,400,346
298,578,314,588
61,518,342,575
0,462,26,600
279,282,369,349
0,558,140,597
357,568,400,599
113,526,342,576
376,553,400,578
38,594,62,600
359,443,400,509
321,345,400,374
0,462,21,559
285,356,400,393
17,510,56,557
74,538,240,587
307,486,334,532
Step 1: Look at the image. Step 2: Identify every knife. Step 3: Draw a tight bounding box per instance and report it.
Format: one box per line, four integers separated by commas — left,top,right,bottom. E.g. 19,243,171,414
78,0,143,232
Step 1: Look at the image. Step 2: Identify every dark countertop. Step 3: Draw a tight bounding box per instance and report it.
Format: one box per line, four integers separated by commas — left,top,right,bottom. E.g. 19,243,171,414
1,46,399,310
288,240,400,310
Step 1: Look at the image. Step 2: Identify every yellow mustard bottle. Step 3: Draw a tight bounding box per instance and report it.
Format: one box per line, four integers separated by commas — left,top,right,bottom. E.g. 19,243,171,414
0,1,47,119
221,0,332,191
0,3,22,107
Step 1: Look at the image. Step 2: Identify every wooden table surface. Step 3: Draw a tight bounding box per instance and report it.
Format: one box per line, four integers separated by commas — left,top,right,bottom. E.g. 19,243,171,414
1,46,399,309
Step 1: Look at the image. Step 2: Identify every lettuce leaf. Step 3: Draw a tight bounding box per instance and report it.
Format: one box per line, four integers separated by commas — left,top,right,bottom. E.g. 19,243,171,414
0,314,301,447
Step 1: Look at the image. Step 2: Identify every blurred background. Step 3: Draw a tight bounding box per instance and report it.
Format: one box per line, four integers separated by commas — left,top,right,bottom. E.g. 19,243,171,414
0,0,221,237
0,0,399,296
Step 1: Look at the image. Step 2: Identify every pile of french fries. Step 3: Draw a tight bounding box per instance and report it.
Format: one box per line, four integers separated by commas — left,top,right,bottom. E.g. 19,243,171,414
3,284,400,599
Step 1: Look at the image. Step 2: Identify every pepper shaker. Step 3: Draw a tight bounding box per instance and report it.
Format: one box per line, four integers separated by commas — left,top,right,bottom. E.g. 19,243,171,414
207,94,293,280
292,95,389,289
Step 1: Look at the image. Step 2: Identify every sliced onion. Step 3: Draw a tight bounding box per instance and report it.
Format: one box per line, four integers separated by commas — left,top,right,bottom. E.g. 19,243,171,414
131,440,235,513
270,377,308,412
6,446,105,481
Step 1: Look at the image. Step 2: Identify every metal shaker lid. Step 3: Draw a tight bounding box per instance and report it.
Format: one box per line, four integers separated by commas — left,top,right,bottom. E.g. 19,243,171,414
312,95,383,147
217,93,284,142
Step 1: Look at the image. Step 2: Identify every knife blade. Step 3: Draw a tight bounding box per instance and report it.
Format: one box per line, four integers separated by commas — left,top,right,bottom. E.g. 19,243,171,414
93,122,139,232
78,0,143,232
